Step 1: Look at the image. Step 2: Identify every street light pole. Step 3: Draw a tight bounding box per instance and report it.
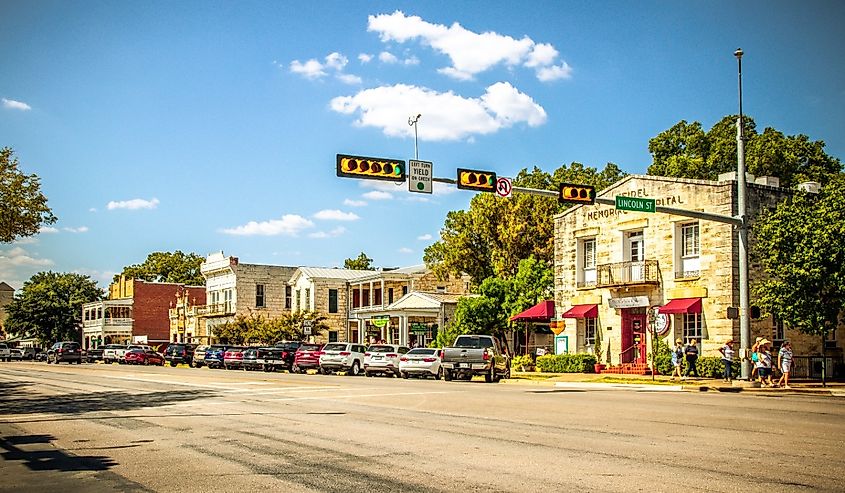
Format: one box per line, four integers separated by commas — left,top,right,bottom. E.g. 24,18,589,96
735,48,751,380
408,114,421,160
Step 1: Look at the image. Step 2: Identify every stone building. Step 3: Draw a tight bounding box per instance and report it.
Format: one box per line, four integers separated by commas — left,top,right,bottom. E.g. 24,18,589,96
0,282,14,338
553,174,840,369
168,286,208,344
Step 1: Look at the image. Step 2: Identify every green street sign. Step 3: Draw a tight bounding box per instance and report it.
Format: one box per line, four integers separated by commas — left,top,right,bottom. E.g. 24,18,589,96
615,195,656,213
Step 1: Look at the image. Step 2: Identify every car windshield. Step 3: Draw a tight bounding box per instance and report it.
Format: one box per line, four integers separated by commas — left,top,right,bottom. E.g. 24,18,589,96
322,343,347,352
299,344,321,351
367,345,396,353
453,337,494,349
128,349,144,354
408,348,436,355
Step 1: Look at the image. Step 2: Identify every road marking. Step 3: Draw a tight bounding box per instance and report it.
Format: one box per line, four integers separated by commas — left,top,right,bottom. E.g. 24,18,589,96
264,390,456,402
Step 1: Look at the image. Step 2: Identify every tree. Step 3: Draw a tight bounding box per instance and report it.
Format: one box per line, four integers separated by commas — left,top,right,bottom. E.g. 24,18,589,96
752,175,845,385
0,147,57,243
344,252,375,270
214,310,329,345
115,251,205,285
5,272,104,346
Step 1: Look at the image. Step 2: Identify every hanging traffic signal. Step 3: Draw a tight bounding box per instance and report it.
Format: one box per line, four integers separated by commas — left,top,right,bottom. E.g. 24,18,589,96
457,168,497,193
558,183,596,204
336,154,406,182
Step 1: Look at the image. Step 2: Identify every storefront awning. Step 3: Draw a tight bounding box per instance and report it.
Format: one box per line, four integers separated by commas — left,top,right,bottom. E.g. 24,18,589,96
659,298,702,314
510,300,555,322
561,304,598,319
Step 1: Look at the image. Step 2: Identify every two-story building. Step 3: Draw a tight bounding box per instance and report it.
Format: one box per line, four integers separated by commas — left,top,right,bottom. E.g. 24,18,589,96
168,286,208,344
0,281,14,338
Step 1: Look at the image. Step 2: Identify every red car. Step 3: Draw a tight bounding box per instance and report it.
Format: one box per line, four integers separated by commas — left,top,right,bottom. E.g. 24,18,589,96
292,343,324,373
223,347,246,370
124,349,165,366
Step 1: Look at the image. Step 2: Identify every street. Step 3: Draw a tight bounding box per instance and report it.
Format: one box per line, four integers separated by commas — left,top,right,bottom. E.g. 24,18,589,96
1,362,843,492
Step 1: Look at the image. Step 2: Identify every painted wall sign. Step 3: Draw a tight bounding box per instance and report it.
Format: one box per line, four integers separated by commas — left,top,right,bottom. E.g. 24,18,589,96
608,296,651,309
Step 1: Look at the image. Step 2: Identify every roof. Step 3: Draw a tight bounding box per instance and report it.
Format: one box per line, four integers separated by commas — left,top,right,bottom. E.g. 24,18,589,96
0,282,14,291
348,264,429,282
291,267,376,282
387,291,475,310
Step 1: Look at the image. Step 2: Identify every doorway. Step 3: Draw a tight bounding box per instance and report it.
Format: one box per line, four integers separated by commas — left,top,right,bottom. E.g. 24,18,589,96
621,308,648,364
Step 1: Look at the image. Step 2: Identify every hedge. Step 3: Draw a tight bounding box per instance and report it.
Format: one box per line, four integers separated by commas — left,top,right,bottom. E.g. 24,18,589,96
536,353,597,373
686,356,742,378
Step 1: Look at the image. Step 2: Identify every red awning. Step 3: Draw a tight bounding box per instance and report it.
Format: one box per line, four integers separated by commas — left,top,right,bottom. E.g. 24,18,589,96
510,300,555,322
561,304,598,319
659,298,702,314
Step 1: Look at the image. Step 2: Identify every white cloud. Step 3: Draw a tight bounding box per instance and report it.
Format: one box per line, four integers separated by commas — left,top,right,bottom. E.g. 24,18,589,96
324,52,348,70
337,73,363,85
0,246,53,267
308,226,347,239
367,11,571,81
2,98,31,111
536,63,573,82
379,51,399,64
313,209,360,221
330,82,546,141
362,190,393,200
344,198,367,207
417,234,433,241
63,226,89,233
39,226,59,234
89,207,98,213
404,56,420,66
72,268,117,288
221,214,315,236
107,198,159,210
358,53,373,63
290,52,361,83
289,59,327,79
398,247,413,254
0,246,54,291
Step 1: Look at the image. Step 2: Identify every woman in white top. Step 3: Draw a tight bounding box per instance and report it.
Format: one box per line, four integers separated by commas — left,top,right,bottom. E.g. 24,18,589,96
718,339,735,382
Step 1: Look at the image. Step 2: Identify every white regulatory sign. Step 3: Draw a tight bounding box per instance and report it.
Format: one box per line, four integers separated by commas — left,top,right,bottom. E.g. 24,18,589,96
408,160,433,194
496,177,512,198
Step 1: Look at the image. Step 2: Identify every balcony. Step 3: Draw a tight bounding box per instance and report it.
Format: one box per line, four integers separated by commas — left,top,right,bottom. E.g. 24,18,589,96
196,302,235,317
82,317,133,328
595,260,660,288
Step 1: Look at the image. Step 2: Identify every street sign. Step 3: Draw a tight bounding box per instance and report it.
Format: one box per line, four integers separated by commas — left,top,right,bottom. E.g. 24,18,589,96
615,195,656,213
495,177,512,198
408,160,433,194
302,320,313,335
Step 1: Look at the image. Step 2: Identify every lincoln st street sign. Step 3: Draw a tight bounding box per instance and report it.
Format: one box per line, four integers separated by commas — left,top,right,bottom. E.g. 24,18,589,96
615,195,656,213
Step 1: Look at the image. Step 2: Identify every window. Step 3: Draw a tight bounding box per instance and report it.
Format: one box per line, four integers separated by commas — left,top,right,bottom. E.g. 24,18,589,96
297,289,302,311
436,286,446,293
328,289,338,313
678,223,700,278
255,284,265,308
285,286,292,309
626,231,645,281
402,286,408,296
579,238,597,287
305,288,311,311
584,318,597,347
388,288,394,304
772,315,785,343
328,331,339,343
683,313,702,343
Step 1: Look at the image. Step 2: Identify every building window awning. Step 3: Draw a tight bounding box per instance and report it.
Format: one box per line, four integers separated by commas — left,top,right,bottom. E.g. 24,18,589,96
510,300,555,322
561,304,598,319
659,298,702,315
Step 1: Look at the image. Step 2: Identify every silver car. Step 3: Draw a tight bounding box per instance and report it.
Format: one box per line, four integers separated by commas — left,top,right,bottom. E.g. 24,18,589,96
399,348,443,379
319,343,366,376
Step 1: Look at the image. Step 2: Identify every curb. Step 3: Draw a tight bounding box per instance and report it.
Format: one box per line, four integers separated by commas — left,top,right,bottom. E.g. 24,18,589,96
554,382,684,392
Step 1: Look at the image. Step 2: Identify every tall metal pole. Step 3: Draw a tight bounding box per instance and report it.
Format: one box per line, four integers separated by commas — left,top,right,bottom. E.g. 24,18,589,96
408,114,421,160
735,48,751,380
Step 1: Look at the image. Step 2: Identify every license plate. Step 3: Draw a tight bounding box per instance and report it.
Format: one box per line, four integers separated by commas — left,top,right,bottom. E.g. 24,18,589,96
456,363,466,368
373,356,383,360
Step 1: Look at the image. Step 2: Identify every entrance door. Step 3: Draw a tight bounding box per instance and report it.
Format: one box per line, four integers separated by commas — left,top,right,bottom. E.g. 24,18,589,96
621,309,648,364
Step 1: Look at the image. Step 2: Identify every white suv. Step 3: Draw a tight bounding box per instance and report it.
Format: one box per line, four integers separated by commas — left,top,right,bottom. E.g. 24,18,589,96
319,343,366,376
364,344,410,377
0,343,10,362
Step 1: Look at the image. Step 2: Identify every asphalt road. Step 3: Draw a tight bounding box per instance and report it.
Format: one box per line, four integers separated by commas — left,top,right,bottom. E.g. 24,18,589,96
1,362,843,493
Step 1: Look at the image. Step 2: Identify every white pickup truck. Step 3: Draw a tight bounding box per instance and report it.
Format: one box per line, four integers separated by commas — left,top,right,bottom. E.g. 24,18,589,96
102,344,129,364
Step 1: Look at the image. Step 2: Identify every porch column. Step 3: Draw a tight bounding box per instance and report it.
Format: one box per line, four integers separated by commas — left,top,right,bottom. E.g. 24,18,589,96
399,315,408,346
380,280,385,308
369,281,374,306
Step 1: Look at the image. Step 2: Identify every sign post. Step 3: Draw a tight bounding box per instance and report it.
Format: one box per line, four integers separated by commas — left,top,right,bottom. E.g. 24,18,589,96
408,160,433,194
615,195,656,213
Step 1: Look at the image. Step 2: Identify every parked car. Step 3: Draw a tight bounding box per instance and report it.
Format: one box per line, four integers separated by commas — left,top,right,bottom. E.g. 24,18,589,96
272,341,303,372
116,344,154,364
364,344,410,377
292,343,323,373
35,351,48,362
9,348,24,361
319,343,366,376
399,348,443,379
223,346,247,370
191,345,210,368
441,334,510,383
86,347,104,363
125,349,165,366
46,341,83,364
204,345,232,369
241,348,261,371
102,344,127,364
22,347,43,361
251,347,284,372
0,342,10,362
164,343,195,367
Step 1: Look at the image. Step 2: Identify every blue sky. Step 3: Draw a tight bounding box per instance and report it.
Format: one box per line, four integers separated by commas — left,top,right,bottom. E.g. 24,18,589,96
2,1,844,290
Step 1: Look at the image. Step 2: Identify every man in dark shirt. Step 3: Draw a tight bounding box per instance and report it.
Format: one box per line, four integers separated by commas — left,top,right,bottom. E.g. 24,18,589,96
684,339,700,378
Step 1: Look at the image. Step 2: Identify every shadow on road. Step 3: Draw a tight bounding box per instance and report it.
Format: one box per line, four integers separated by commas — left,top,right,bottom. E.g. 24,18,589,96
0,434,117,472
0,389,217,416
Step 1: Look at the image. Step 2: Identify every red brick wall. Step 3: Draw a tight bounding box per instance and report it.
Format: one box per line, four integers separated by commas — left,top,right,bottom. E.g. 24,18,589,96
132,282,206,345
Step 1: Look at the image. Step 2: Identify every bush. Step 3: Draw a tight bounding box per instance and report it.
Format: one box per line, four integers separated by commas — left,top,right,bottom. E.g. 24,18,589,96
691,356,741,378
536,353,597,373
653,337,673,376
511,354,535,371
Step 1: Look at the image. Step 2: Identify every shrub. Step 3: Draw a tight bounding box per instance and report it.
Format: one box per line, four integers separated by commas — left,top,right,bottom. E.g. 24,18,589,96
536,353,597,373
511,354,535,371
653,337,674,376
692,356,741,378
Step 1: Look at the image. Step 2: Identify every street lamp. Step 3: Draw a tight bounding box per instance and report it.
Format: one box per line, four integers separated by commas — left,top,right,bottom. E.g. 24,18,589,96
734,48,751,380
408,113,421,160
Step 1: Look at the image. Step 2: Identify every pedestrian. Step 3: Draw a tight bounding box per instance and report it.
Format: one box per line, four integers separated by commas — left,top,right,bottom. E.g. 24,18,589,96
683,339,700,379
757,339,774,387
751,336,763,381
777,340,793,389
718,339,735,382
670,338,684,380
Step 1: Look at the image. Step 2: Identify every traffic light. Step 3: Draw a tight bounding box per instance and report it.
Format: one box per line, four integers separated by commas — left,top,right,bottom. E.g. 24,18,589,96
336,154,406,182
558,183,596,205
457,168,497,193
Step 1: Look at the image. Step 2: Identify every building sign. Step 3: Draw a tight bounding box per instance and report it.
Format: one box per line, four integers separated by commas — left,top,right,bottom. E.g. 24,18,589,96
608,296,650,309
615,195,656,213
587,188,685,221
371,316,389,328
410,322,430,334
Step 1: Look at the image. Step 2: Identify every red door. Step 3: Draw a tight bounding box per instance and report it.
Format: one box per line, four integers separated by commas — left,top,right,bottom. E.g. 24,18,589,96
621,310,648,364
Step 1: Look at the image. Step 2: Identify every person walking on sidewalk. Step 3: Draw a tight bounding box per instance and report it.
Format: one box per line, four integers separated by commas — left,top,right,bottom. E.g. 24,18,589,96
777,341,793,389
671,338,684,380
719,339,735,382
751,336,763,382
757,339,775,387
683,339,700,379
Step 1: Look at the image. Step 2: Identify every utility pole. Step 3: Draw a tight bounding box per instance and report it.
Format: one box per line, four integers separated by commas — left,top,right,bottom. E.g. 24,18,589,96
735,48,752,380
408,114,421,160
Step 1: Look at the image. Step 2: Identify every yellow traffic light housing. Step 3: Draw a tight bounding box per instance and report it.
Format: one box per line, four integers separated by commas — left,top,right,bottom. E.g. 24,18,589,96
336,154,406,182
558,183,596,204
457,168,497,193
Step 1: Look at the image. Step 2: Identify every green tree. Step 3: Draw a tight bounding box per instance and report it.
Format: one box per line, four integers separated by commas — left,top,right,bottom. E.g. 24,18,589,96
507,256,554,317
214,310,329,345
0,147,57,243
752,175,845,385
115,251,205,285
5,272,104,346
344,252,375,270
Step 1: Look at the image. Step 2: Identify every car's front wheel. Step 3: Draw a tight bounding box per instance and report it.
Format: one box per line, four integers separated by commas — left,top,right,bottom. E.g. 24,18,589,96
434,367,442,380
349,361,361,376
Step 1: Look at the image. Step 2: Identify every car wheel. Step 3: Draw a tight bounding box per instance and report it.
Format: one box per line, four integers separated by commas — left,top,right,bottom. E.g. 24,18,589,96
435,367,442,380
143,358,150,365
291,364,299,373
401,371,409,379
349,361,361,376
170,361,177,367
503,363,511,380
394,370,401,378
444,369,452,381
485,365,494,383
364,370,371,377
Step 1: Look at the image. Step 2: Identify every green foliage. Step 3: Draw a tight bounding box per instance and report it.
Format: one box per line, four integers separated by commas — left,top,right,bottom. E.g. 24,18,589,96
214,310,329,345
693,356,741,378
449,296,507,338
431,323,462,349
116,251,205,285
5,272,104,346
508,256,554,317
653,336,674,376
647,116,841,187
752,175,845,339
343,252,375,270
0,147,57,243
535,353,597,373
511,354,535,371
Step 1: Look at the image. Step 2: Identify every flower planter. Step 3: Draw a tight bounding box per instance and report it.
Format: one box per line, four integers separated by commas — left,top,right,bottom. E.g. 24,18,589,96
593,364,606,374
